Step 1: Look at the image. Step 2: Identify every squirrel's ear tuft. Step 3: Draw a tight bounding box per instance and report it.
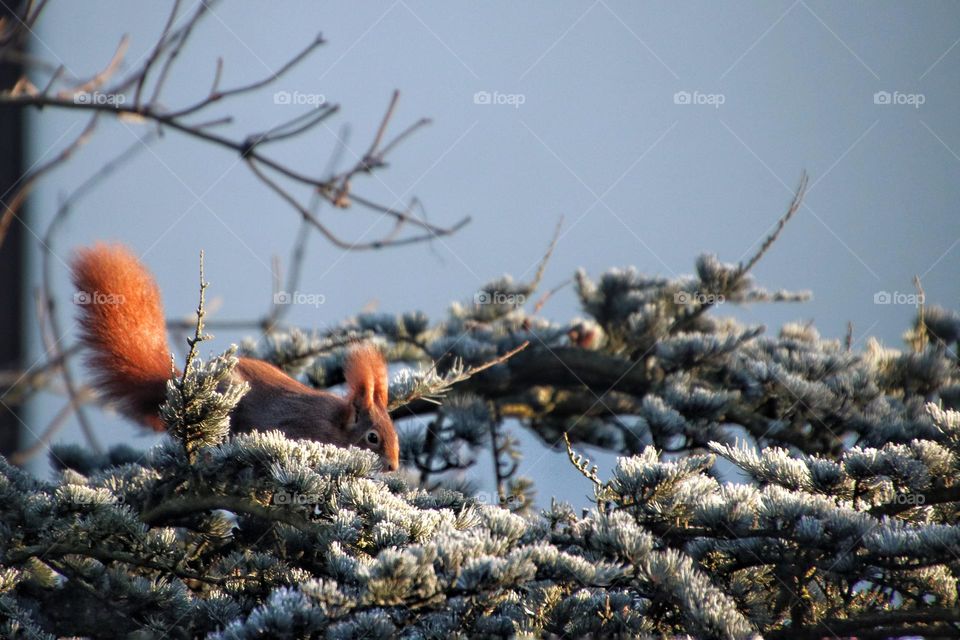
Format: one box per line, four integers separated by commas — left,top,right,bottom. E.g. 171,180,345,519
344,344,388,409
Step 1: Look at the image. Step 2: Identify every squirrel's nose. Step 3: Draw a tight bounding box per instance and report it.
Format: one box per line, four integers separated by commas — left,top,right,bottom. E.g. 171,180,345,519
382,457,399,472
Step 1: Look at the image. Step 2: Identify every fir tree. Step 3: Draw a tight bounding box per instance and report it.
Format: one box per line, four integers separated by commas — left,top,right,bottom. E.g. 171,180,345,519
3,213,960,637
1,4,958,637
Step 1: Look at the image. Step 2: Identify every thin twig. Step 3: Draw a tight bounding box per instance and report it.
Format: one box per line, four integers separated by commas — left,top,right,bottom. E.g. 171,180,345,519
209,56,223,96
7,292,88,465
378,117,432,159
9,397,88,465
0,342,82,404
532,279,572,316
249,103,339,147
180,250,211,388
366,90,400,159
739,171,809,277
0,114,99,249
669,171,809,334
912,274,927,353
388,341,530,412
164,32,326,119
68,35,129,95
264,124,350,331
246,157,470,249
530,216,564,294
39,63,64,97
134,0,183,108
146,0,211,106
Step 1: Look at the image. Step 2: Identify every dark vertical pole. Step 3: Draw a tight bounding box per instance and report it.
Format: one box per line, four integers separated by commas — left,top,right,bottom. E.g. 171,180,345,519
0,2,26,457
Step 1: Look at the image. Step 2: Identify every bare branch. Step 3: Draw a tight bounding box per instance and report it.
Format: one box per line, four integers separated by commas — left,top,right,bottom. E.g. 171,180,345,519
245,157,469,250
67,35,129,96
133,0,182,108
164,32,326,119
0,114,98,249
145,0,212,106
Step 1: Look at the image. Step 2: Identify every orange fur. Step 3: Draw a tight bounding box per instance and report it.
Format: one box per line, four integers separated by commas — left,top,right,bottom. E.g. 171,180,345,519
70,244,400,471
71,244,171,431
343,345,397,467
344,344,389,408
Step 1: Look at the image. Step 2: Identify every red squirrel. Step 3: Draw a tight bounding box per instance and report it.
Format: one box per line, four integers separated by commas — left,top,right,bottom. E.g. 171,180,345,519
70,243,399,471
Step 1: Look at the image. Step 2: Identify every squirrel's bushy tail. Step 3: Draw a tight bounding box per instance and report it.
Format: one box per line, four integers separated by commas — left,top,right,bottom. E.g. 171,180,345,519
71,244,171,431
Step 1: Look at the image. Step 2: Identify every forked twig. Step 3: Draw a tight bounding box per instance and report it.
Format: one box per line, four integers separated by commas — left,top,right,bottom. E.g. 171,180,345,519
388,341,530,412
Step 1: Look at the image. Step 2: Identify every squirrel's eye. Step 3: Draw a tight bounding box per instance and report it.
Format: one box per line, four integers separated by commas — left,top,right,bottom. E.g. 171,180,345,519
366,430,380,445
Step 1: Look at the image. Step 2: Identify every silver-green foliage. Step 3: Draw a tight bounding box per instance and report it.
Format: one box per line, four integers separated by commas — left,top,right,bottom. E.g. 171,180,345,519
4,255,960,638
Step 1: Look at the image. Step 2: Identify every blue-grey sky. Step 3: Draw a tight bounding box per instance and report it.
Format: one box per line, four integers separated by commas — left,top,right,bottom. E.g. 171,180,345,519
24,1,960,507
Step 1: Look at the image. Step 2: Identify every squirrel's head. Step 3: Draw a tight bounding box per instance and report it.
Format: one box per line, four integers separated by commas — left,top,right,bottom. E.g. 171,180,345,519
342,345,399,472
229,349,399,471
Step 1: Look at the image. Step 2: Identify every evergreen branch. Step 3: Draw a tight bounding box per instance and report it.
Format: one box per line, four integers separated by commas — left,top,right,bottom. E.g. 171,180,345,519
564,433,615,503
181,250,212,387
7,543,238,585
869,484,960,517
669,171,808,334
388,341,529,411
7,4,960,638
161,253,247,460
767,608,960,640
140,494,313,530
